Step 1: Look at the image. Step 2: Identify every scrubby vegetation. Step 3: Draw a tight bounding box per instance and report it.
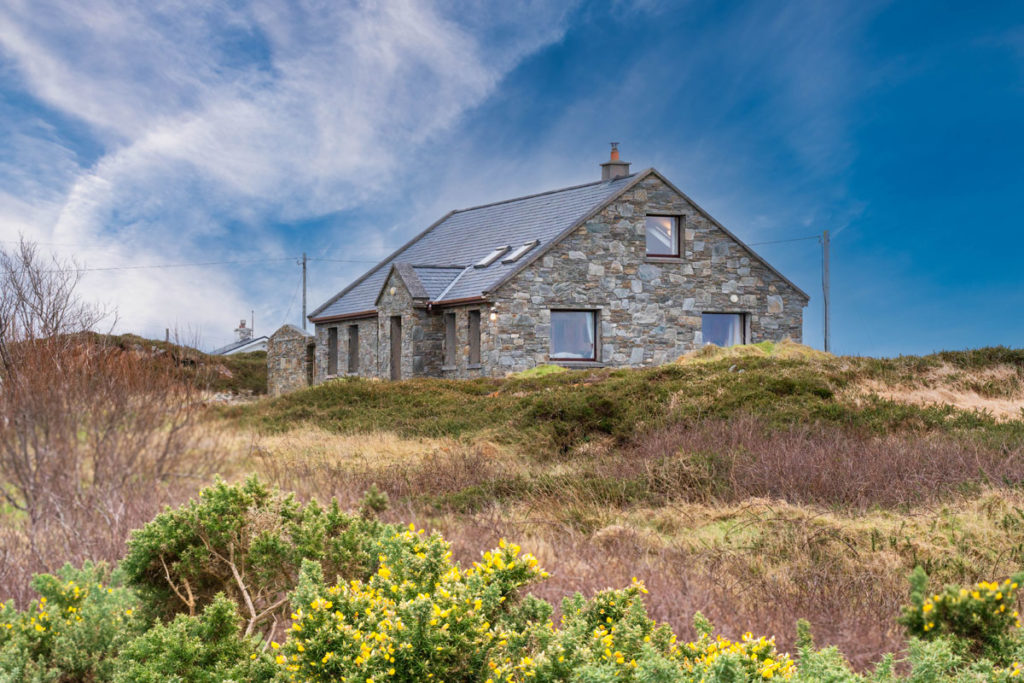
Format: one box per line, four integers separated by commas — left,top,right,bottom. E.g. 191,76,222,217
1,478,1022,681
3,236,1023,678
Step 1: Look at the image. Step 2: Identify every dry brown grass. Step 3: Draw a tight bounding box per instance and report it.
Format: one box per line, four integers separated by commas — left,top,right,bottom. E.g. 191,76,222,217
227,419,1024,671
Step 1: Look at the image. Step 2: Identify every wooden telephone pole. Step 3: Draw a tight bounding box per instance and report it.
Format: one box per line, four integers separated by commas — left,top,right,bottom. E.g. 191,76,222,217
822,230,831,353
300,252,308,331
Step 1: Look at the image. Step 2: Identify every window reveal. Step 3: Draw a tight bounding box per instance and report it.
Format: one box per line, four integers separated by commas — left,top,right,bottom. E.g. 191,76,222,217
550,310,597,360
701,313,747,347
645,215,679,257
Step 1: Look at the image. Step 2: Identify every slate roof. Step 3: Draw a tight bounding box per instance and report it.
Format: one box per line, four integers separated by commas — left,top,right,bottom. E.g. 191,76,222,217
210,336,268,355
310,174,637,320
310,168,809,322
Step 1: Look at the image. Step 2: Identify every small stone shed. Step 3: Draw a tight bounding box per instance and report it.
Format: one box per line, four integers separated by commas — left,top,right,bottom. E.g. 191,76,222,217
267,324,314,396
273,146,809,389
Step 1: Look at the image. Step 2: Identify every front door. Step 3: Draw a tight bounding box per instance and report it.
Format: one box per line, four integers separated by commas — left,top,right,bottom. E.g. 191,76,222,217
390,316,402,380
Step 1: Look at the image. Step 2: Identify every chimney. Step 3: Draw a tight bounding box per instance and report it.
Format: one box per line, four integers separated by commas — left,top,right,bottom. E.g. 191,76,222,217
235,319,253,342
600,142,630,181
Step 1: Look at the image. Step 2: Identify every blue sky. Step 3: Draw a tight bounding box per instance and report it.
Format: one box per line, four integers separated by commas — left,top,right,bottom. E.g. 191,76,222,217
1,0,1021,354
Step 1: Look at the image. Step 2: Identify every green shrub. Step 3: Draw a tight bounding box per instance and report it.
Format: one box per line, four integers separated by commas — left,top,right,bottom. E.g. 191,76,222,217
899,566,1024,662
113,593,275,682
120,476,393,628
0,563,142,682
277,534,548,682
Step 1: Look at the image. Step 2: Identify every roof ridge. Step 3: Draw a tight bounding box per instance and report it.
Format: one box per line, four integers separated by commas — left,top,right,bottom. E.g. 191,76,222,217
451,174,635,214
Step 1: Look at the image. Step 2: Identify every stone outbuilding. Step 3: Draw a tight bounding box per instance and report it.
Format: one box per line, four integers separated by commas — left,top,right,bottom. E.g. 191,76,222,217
267,324,314,396
292,145,809,385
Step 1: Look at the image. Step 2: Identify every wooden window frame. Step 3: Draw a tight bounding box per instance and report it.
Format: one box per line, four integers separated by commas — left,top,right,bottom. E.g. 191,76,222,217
645,214,681,258
548,309,600,362
700,312,750,347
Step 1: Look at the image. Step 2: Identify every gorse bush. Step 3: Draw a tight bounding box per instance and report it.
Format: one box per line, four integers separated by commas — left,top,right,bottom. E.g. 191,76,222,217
1,478,1023,681
0,562,142,682
899,565,1024,662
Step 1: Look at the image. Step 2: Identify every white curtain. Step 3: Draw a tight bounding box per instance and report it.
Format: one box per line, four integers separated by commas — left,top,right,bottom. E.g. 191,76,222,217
701,313,745,347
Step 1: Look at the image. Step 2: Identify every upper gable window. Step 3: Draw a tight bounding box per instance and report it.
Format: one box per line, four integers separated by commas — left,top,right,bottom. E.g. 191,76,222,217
475,246,509,268
645,215,679,257
501,240,540,264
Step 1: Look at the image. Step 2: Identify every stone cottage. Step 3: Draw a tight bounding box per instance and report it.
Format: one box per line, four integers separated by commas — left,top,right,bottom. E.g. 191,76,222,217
295,145,808,385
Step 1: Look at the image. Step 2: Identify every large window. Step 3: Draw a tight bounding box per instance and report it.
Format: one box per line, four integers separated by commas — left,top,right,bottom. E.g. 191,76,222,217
645,215,679,257
468,310,481,365
327,327,338,375
550,310,597,360
701,313,747,347
347,325,359,373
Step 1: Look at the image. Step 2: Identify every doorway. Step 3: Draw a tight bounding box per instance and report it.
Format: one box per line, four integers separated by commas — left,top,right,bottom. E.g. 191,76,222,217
390,316,402,380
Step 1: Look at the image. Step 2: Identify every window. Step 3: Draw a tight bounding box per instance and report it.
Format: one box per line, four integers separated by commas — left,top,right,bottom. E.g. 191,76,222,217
501,240,540,264
701,313,747,347
475,246,510,268
444,312,457,366
468,310,481,365
645,215,679,257
327,327,338,375
347,325,359,373
550,310,598,360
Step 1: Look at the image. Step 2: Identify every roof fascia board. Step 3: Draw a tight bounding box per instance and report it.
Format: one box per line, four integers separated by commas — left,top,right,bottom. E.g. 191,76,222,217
309,309,377,324
483,170,652,297
307,210,457,319
428,295,487,309
647,169,811,301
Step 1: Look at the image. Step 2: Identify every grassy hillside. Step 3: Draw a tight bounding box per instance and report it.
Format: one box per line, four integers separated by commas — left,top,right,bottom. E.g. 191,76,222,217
224,343,1024,449
216,344,1024,669
95,333,268,394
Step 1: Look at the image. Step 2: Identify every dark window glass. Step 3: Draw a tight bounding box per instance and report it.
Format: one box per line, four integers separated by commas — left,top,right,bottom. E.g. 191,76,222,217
348,325,359,373
327,327,338,375
701,313,746,347
645,215,678,256
550,311,597,360
468,311,481,365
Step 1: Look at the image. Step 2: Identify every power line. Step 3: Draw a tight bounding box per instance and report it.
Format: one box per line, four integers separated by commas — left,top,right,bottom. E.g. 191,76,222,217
747,235,821,247
308,257,383,264
40,257,296,274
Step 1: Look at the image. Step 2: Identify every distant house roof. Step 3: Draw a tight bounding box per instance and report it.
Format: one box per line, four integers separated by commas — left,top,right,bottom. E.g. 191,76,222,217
211,335,268,355
310,168,808,322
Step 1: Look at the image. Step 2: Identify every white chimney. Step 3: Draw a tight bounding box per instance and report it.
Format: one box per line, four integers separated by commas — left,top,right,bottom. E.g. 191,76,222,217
235,319,253,342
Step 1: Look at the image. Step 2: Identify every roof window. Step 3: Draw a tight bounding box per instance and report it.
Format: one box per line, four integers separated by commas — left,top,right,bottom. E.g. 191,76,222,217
475,246,509,268
501,240,540,264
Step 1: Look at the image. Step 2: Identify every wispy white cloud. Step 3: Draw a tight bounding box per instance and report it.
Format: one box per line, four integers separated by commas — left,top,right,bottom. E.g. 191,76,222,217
0,0,571,347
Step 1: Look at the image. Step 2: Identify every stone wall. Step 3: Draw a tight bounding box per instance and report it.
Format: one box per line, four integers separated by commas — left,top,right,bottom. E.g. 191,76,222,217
267,324,314,396
314,316,378,383
373,269,448,380
485,174,808,375
437,304,490,380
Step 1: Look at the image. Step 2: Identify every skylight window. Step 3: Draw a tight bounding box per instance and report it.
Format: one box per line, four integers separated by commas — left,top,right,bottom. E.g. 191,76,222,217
475,246,509,268
501,240,540,264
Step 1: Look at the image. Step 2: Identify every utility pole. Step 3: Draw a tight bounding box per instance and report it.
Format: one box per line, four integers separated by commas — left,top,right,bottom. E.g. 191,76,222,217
300,252,308,331
822,230,831,353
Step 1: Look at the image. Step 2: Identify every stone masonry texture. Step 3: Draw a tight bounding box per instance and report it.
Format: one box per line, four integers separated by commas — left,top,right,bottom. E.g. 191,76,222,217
300,172,807,386
267,325,314,396
483,175,807,374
